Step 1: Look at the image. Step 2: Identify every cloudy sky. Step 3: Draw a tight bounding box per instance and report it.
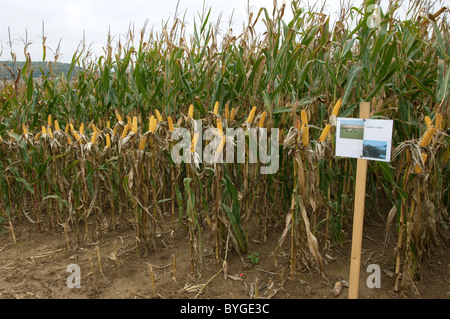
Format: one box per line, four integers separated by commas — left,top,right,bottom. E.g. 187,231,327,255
0,0,405,64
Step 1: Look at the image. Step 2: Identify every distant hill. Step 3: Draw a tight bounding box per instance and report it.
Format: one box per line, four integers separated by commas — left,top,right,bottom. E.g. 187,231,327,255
0,61,80,80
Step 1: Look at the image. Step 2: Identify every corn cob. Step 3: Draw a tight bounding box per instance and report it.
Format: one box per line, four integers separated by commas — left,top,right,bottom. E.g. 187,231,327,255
189,104,194,119
112,126,118,136
42,126,47,135
168,116,174,132
319,124,331,142
332,98,343,116
72,129,81,142
149,116,157,133
216,136,226,154
246,106,257,123
414,153,428,174
155,109,163,122
48,114,52,127
301,110,308,125
259,111,267,128
435,113,443,131
302,123,309,146
121,124,130,139
64,123,70,134
54,120,60,131
91,131,98,144
230,108,236,122
67,136,72,144
34,132,42,140
48,127,53,139
79,123,85,136
138,137,147,151
424,116,432,128
22,124,29,135
0,134,2,143
132,116,138,134
115,109,123,122
191,133,200,153
214,101,219,115
217,119,223,137
420,127,435,147
107,121,111,129
106,133,111,148
225,104,230,120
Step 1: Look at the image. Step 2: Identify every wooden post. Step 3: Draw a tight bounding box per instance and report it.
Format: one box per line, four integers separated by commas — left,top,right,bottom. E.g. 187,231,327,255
348,102,371,299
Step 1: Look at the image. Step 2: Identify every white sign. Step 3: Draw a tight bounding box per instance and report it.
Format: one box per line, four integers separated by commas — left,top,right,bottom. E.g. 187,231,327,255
336,118,393,162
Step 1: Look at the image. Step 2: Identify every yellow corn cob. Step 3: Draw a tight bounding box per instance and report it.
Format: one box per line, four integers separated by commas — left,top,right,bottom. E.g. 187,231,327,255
121,124,130,139
424,116,432,128
138,137,147,151
259,111,267,128
168,116,174,132
106,133,111,148
70,123,75,132
127,116,132,127
155,109,163,122
79,123,85,135
132,116,138,134
189,104,194,119
65,124,70,134
115,110,123,122
301,110,308,125
302,123,309,146
113,126,118,136
48,114,52,127
72,130,81,142
191,133,200,153
216,136,226,154
414,153,428,174
246,106,257,123
54,120,60,132
67,136,72,144
42,126,47,135
48,127,53,139
149,116,157,133
217,119,223,137
91,131,98,144
435,113,443,131
420,127,435,147
225,104,230,121
319,124,331,142
214,101,219,115
332,98,342,116
230,108,236,122
22,124,29,135
34,132,42,140
0,134,2,143
107,121,111,129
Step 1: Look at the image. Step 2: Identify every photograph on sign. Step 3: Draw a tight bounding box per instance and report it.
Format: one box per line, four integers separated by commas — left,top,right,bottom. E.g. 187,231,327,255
336,118,393,162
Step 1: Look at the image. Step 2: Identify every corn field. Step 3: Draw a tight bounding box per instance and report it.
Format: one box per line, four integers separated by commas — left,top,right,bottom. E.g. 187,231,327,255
0,0,449,294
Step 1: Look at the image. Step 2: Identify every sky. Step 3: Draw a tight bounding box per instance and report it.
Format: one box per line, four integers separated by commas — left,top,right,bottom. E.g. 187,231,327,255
0,0,423,64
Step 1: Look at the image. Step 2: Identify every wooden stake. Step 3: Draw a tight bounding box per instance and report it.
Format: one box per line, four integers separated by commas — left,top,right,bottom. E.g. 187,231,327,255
348,102,370,299
149,264,157,298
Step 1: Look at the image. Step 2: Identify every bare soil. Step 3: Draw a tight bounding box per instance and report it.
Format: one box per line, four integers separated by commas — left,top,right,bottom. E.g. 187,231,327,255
0,208,449,300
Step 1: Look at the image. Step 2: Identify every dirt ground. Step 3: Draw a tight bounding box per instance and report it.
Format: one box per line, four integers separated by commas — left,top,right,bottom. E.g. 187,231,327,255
1,207,449,300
